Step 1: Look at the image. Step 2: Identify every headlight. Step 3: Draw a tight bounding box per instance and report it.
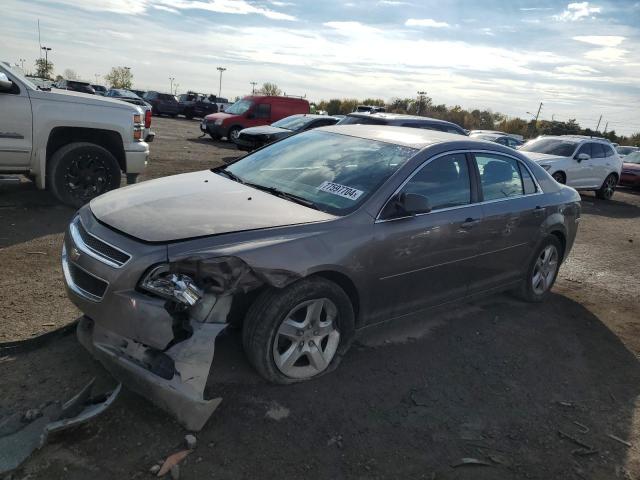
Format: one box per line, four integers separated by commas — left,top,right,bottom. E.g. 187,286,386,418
214,119,223,126
541,164,552,171
140,265,203,306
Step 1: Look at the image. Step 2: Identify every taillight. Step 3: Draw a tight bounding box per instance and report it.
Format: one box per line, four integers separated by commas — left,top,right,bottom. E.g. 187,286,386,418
145,110,152,129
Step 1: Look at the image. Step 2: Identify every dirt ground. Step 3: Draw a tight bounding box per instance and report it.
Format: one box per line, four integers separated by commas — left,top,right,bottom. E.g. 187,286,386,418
1,117,639,479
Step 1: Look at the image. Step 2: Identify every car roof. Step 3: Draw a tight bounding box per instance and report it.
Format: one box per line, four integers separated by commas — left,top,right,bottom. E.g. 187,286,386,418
537,135,611,144
284,114,340,120
318,124,473,149
470,132,504,139
346,112,457,125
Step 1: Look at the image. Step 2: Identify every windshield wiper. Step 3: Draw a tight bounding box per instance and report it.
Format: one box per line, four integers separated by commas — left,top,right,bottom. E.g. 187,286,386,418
243,182,321,211
216,168,245,184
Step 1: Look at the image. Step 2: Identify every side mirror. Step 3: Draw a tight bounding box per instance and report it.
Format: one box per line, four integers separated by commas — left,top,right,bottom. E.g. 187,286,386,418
0,73,13,92
576,153,590,162
383,192,432,219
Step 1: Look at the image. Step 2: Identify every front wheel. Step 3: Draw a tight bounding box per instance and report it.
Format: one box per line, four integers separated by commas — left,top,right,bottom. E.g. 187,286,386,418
228,127,242,143
47,142,121,208
596,173,617,200
514,235,562,302
243,277,355,384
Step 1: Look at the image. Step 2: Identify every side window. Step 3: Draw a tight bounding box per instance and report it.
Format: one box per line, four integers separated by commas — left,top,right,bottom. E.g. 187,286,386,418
255,103,271,119
496,137,508,145
400,154,471,211
576,143,592,158
602,144,615,157
591,143,605,159
519,164,537,194
475,154,524,200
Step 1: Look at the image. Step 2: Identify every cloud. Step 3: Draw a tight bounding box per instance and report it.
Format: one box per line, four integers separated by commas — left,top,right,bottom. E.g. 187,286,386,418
378,0,410,5
151,4,180,12
573,35,625,47
155,0,296,20
584,47,628,62
555,64,599,75
520,7,553,10
553,2,601,21
405,18,450,28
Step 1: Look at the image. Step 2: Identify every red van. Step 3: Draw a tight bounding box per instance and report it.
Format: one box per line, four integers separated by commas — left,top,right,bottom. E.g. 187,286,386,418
201,95,310,143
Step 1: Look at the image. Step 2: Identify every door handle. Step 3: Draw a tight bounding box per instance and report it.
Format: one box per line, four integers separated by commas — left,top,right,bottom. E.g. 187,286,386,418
460,218,481,229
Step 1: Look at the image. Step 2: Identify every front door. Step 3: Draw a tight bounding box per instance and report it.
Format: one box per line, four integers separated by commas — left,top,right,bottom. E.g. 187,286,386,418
369,153,484,322
0,71,32,168
568,143,596,188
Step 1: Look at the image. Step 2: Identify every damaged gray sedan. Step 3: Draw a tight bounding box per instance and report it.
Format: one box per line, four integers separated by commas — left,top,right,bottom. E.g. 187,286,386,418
62,125,581,430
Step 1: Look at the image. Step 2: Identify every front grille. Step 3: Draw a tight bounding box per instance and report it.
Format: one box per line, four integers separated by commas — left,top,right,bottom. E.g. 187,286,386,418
75,218,131,267
68,262,108,299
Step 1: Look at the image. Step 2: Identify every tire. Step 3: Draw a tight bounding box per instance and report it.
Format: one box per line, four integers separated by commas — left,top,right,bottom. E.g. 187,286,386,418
552,171,566,184
242,277,355,384
514,235,562,303
47,142,121,208
227,126,242,144
595,173,617,200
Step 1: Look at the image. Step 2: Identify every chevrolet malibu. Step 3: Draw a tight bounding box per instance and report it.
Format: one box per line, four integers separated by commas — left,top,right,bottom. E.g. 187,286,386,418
62,126,581,430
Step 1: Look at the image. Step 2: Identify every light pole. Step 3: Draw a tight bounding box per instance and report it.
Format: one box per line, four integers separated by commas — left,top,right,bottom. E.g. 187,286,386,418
18,58,26,70
41,46,52,78
250,81,257,94
169,77,175,93
174,83,179,95
216,67,226,98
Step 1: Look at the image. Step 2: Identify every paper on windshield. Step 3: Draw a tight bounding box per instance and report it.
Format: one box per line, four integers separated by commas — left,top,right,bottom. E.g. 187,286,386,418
317,181,364,201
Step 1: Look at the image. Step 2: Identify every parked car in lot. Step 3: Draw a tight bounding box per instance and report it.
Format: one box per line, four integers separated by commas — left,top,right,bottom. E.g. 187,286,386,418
338,112,467,136
63,125,580,431
143,91,180,116
201,95,310,142
470,132,523,149
616,145,639,157
177,92,219,119
55,79,95,95
470,130,524,142
519,135,622,199
0,62,149,207
105,89,154,142
235,114,340,151
130,89,146,99
620,151,640,188
355,105,386,113
92,85,107,96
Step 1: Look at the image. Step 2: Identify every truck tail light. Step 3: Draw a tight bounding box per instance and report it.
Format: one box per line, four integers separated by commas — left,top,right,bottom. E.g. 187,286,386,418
145,110,152,129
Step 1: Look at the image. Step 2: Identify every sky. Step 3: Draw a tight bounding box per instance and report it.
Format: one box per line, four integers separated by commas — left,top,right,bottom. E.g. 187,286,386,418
2,0,640,135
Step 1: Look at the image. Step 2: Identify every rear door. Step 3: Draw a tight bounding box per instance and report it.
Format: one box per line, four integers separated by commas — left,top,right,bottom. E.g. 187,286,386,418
468,152,546,292
0,71,32,168
370,153,484,319
590,142,610,187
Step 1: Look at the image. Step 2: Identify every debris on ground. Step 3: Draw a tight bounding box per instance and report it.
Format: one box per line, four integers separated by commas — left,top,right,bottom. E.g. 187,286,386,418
451,457,492,467
573,421,589,434
606,433,632,448
149,464,161,475
557,430,594,451
265,402,290,421
157,450,190,477
0,379,120,474
327,435,343,448
185,434,197,450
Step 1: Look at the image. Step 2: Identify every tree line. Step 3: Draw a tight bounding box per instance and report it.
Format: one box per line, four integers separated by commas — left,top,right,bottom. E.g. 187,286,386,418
314,95,640,146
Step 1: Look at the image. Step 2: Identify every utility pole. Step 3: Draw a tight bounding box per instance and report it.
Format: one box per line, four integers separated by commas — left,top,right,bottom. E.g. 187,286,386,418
250,81,257,94
534,102,543,122
19,58,26,70
41,46,52,78
595,114,602,132
216,67,226,98
169,77,175,93
416,90,427,116
603,122,608,134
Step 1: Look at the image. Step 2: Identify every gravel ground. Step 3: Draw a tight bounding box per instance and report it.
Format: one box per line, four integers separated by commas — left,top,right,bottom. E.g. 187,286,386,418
1,116,639,479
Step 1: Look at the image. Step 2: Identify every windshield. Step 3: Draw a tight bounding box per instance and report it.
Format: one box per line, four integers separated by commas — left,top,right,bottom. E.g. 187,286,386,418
225,99,253,115
617,146,638,155
271,115,315,131
624,152,640,164
520,138,577,156
222,130,417,215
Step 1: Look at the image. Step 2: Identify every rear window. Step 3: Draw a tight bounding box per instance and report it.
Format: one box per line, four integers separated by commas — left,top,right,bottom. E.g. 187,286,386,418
68,81,90,87
337,115,385,126
520,138,577,157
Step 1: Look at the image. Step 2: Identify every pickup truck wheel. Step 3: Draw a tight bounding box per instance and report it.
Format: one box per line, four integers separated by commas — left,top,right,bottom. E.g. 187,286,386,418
228,127,242,144
48,142,121,208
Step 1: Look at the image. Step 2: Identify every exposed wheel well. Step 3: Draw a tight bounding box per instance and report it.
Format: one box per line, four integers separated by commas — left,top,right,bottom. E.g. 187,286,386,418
549,230,566,261
311,271,360,324
46,127,126,173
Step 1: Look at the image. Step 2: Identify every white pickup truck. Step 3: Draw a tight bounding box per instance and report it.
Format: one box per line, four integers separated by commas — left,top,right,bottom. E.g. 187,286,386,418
0,61,150,207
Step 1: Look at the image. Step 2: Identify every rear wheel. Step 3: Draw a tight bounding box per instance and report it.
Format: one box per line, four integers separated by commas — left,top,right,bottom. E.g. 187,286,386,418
242,277,355,384
47,142,121,208
596,173,617,200
515,235,562,302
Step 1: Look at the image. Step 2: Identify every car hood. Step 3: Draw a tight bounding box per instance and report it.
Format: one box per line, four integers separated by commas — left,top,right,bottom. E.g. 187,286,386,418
240,126,290,136
204,112,234,121
29,88,141,112
519,151,567,163
90,170,335,242
623,162,640,171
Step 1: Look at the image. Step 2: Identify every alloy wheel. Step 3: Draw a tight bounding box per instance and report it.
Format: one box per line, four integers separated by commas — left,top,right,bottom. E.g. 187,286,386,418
64,153,112,202
603,175,616,200
531,245,559,295
272,298,340,379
